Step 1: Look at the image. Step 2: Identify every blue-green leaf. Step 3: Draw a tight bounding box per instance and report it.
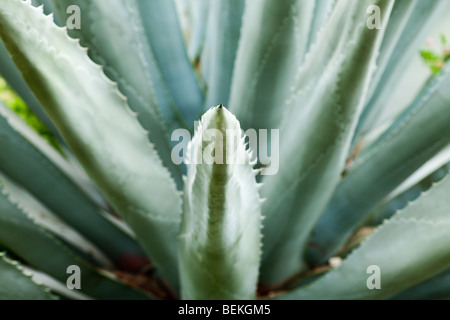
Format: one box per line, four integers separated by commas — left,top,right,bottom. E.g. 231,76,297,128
50,0,184,186
203,0,245,108
260,0,394,285
305,0,335,52
354,0,448,141
136,0,204,125
0,176,151,300
187,0,208,62
0,103,145,269
230,0,315,131
0,40,59,138
367,162,450,226
279,170,450,300
309,63,450,265
0,253,56,300
0,0,182,289
179,106,262,300
392,267,450,300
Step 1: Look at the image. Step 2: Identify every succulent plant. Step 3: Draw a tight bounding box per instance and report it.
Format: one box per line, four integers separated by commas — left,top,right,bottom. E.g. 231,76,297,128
0,0,450,300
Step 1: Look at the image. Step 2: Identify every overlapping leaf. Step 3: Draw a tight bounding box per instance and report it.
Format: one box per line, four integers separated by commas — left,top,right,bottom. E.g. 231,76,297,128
260,0,393,285
0,0,182,288
309,63,450,264
279,170,450,299
179,106,262,300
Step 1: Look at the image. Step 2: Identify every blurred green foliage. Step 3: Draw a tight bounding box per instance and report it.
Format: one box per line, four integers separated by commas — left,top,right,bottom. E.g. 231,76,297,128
0,77,61,152
420,34,450,75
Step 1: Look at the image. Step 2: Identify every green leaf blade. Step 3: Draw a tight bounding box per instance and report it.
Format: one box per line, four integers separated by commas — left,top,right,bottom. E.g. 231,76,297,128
260,0,394,285
229,0,315,131
354,0,448,141
0,253,56,300
51,0,184,187
179,106,262,300
136,0,205,125
203,0,245,108
279,170,450,300
392,267,450,300
0,103,146,269
0,176,151,300
0,0,181,289
0,40,60,140
309,63,450,265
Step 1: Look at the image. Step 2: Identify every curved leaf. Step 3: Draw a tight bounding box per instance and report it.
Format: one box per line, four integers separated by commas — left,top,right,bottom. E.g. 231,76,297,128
179,106,262,300
279,170,450,299
367,162,450,226
51,0,184,186
0,171,112,268
203,0,245,108
260,0,393,285
0,103,145,269
0,177,151,300
355,0,448,141
305,0,335,52
136,0,204,125
0,253,56,300
0,40,59,138
0,0,182,289
187,0,208,62
392,267,450,300
229,0,315,131
309,63,450,265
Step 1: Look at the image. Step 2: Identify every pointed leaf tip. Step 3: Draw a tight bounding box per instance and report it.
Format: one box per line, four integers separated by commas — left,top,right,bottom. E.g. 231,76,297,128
179,107,262,300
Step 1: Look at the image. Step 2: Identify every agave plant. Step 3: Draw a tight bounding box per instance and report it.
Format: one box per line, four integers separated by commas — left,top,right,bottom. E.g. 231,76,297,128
0,0,450,300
